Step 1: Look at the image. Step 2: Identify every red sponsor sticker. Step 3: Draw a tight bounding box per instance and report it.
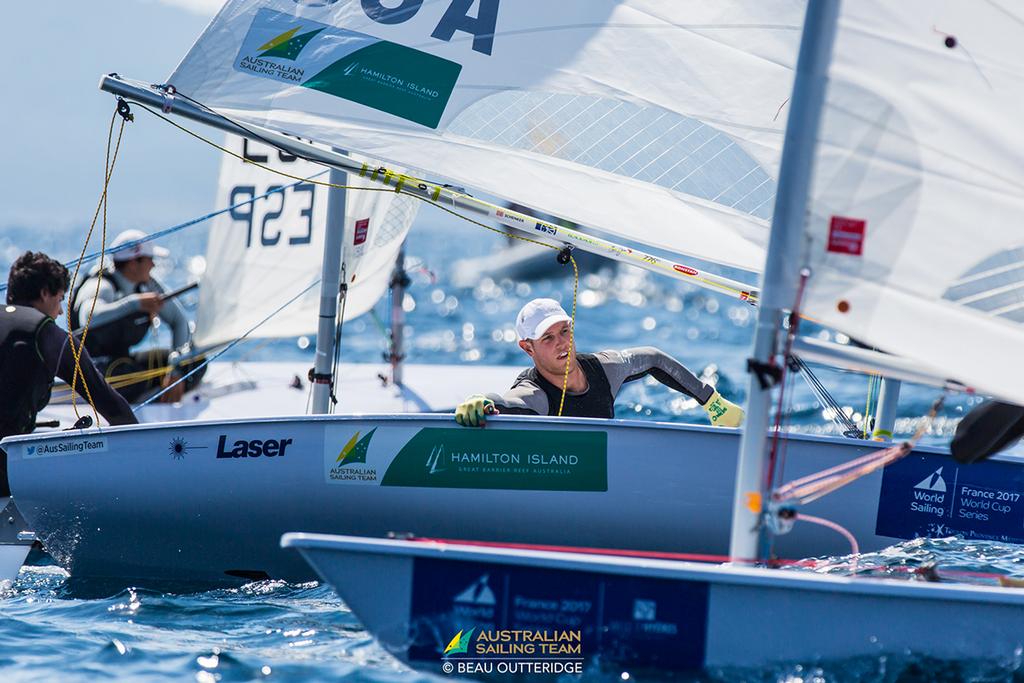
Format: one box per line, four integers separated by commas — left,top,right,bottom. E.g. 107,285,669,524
353,218,369,245
673,264,699,276
827,216,866,255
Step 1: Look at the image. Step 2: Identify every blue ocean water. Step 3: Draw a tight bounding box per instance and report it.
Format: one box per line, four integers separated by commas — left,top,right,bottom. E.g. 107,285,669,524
0,213,1014,681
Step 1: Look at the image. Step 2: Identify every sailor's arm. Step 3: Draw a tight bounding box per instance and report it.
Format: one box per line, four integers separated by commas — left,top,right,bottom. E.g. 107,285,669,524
74,276,142,329
489,384,548,416
599,347,744,427
151,279,191,349
41,323,138,426
454,384,546,427
599,347,712,400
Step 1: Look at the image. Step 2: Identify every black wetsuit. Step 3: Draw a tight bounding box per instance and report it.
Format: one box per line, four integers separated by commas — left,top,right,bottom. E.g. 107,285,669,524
0,305,137,495
491,347,714,418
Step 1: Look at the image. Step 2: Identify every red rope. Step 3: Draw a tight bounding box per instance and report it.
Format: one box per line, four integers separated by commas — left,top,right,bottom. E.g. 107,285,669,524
764,269,811,492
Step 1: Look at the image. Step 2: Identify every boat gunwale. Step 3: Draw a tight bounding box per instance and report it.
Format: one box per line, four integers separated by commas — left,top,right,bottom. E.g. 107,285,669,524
0,411,970,459
281,532,1024,605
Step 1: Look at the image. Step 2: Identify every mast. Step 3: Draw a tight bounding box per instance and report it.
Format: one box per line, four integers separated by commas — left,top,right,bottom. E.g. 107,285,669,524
311,165,347,414
729,0,841,563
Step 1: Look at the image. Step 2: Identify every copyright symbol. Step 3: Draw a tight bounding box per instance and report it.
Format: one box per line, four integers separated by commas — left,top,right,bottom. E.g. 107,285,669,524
442,662,454,674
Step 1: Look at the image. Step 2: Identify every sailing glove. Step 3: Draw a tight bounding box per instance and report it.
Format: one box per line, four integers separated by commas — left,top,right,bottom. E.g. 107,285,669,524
703,389,745,428
455,394,497,427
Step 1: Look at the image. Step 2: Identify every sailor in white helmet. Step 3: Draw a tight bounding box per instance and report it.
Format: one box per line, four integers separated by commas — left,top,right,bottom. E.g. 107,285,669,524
455,298,745,428
70,229,197,402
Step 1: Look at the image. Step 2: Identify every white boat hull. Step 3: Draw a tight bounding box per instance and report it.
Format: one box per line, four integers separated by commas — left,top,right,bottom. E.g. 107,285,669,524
6,412,1022,586
282,533,1024,673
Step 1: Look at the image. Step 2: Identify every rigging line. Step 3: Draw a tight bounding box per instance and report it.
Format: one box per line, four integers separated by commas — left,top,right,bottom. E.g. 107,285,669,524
795,513,859,565
0,180,315,296
862,374,874,439
134,101,402,198
774,445,910,500
135,279,322,410
367,308,391,341
139,96,566,295
556,255,580,418
765,269,811,493
330,275,349,412
790,355,855,431
159,89,463,193
775,394,947,505
68,108,128,424
50,365,173,397
141,90,762,305
768,357,799,560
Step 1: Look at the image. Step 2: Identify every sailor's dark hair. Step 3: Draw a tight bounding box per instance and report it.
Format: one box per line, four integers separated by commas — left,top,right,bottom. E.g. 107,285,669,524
5,251,70,305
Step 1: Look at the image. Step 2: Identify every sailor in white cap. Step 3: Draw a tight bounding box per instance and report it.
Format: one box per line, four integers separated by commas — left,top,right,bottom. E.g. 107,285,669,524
455,297,745,428
69,229,194,402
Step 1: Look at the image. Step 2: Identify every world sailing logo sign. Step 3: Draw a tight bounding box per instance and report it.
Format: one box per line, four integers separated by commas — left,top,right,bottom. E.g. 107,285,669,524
235,8,462,128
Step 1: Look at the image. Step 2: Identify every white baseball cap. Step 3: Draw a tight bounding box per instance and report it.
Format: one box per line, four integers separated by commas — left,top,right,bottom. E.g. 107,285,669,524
110,229,170,262
515,298,572,340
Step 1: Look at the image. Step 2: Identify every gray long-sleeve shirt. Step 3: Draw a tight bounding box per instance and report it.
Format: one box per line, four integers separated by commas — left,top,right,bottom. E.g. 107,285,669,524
73,268,190,350
489,346,714,416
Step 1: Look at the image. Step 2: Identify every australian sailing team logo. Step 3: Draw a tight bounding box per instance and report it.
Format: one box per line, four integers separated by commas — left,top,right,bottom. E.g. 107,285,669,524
234,8,462,129
237,22,323,82
326,428,379,483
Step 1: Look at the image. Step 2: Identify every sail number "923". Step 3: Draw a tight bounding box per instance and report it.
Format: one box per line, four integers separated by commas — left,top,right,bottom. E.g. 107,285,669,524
229,183,315,249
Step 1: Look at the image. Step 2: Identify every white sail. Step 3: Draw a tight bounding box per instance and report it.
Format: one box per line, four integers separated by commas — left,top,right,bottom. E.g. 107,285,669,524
799,2,1024,405
194,135,417,348
167,1,807,273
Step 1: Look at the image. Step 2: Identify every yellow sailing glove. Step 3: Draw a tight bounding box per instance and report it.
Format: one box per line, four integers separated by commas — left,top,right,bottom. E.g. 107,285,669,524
455,394,497,427
703,389,745,428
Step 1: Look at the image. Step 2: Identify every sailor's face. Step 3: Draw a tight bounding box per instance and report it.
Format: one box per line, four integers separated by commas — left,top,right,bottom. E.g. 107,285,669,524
37,288,65,319
520,321,575,374
122,256,155,284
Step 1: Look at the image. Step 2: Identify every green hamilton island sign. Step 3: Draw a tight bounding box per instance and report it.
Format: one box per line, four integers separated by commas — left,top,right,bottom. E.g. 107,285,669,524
303,40,461,129
381,428,608,491
235,9,462,130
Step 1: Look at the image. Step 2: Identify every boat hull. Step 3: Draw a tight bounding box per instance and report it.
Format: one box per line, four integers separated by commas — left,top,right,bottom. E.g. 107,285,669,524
4,413,1023,586
282,533,1024,673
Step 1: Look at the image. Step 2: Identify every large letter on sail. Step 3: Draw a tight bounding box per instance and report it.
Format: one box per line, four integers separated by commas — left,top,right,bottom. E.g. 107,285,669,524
431,0,499,55
361,0,423,25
